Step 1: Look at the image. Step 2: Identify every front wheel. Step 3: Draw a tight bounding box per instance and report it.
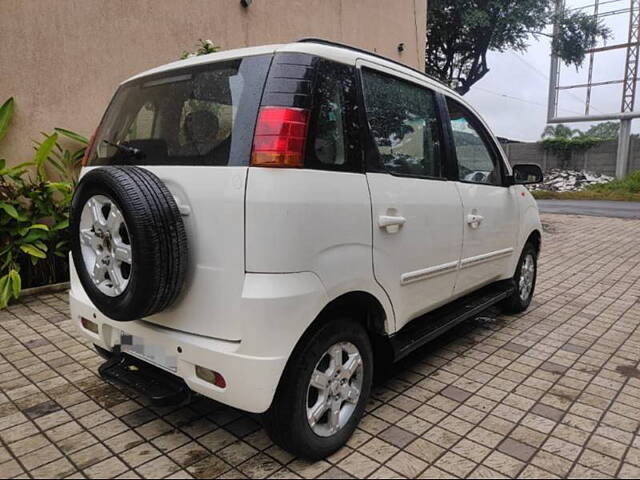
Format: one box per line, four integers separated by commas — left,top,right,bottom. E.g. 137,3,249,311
263,318,373,460
501,242,538,313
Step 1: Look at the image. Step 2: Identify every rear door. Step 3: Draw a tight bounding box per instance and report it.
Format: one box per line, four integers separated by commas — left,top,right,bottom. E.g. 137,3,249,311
359,62,464,331
84,54,272,340
444,97,519,295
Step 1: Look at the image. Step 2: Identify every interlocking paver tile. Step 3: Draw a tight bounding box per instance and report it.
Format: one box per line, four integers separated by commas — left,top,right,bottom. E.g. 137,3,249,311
497,437,537,462
377,425,416,448
434,451,477,477
3,214,640,478
386,451,428,477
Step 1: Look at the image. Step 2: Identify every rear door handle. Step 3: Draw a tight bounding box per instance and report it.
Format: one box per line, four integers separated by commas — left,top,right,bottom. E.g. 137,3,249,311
378,215,407,233
467,214,484,228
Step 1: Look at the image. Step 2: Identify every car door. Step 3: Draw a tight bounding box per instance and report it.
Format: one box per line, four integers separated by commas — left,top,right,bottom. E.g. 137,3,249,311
359,62,464,331
445,97,520,295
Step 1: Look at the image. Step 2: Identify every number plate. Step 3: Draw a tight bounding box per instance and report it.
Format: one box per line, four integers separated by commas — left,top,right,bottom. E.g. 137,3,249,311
120,333,177,373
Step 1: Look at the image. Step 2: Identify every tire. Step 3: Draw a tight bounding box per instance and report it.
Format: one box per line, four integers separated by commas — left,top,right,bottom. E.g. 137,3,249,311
70,166,188,321
501,242,538,314
263,318,373,460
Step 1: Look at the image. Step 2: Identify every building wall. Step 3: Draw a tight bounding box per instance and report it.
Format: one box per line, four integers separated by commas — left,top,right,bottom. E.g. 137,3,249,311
0,0,426,164
504,139,640,176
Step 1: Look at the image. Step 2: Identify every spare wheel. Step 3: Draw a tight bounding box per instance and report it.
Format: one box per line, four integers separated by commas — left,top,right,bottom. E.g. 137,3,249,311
70,166,188,321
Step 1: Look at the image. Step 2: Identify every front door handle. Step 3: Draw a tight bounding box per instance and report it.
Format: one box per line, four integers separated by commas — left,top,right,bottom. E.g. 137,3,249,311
467,214,484,228
378,215,407,233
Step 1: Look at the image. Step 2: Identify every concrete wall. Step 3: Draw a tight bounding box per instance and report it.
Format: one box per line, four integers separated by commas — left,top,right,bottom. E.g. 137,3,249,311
0,0,426,165
504,138,640,176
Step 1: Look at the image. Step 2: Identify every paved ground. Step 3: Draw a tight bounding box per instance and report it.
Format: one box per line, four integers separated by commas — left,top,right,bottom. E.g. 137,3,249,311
1,213,640,479
537,200,640,219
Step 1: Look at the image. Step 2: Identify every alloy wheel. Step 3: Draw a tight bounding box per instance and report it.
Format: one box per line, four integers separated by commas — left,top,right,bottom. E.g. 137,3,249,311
79,194,133,297
306,341,363,437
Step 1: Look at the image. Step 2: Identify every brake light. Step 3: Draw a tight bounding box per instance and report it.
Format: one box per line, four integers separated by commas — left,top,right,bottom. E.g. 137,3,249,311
251,107,310,168
81,130,98,167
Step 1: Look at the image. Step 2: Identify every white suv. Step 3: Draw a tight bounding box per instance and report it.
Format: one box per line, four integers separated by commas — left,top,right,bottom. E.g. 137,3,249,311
69,39,543,459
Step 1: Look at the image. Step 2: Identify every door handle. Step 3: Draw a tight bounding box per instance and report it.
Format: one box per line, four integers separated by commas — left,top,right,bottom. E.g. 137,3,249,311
378,215,407,233
467,214,484,228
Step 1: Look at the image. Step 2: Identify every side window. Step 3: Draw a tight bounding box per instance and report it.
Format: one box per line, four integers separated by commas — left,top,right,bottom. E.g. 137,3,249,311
362,68,443,178
447,99,501,185
306,60,360,172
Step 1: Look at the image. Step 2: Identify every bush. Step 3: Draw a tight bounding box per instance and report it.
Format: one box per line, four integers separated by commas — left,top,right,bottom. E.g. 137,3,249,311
0,97,86,308
585,170,640,194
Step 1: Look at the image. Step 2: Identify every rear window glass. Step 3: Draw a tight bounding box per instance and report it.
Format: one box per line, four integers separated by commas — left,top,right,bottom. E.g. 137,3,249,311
88,55,272,166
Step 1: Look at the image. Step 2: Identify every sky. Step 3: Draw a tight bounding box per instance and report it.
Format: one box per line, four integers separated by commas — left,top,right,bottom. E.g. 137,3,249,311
463,0,639,141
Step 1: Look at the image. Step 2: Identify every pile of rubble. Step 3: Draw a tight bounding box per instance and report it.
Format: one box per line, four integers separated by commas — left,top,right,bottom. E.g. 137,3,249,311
528,169,614,192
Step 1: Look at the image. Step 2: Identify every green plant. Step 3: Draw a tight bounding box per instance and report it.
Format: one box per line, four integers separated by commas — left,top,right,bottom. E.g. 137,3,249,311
0,97,85,308
540,135,602,169
180,39,220,59
0,97,14,144
34,128,88,183
586,170,640,194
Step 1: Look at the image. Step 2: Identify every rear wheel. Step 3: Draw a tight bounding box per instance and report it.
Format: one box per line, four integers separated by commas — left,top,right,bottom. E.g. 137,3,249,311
263,318,373,460
501,242,538,313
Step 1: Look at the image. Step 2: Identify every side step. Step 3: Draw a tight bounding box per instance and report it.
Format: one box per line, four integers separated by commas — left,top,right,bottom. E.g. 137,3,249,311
390,281,515,361
99,352,191,406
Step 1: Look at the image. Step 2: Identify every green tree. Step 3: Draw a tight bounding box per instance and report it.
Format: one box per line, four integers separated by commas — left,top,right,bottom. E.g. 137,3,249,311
426,0,611,95
582,121,619,140
541,124,580,139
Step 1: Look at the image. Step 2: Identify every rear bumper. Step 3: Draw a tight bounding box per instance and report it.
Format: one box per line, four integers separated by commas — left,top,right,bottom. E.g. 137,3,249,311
70,267,329,414
71,290,285,413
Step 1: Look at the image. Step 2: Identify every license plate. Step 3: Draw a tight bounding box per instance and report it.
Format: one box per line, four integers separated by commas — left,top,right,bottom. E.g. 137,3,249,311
120,333,177,373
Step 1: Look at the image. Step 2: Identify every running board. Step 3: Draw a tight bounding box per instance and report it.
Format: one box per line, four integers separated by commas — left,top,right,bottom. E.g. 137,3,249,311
99,352,191,406
390,282,514,361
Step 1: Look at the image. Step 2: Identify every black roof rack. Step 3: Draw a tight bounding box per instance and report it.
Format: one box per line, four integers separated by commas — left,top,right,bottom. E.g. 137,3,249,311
296,38,452,91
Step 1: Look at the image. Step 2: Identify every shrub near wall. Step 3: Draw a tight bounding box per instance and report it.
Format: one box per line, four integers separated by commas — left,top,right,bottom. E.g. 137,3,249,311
0,97,86,308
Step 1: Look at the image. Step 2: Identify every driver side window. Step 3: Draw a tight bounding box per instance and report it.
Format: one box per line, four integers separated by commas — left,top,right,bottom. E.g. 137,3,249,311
447,98,501,186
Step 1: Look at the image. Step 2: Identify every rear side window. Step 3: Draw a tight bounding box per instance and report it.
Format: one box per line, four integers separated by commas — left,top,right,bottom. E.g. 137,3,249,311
305,60,361,172
88,55,272,166
362,69,443,178
447,98,502,185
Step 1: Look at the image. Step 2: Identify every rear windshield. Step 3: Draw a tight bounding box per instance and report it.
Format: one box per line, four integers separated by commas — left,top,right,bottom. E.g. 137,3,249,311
88,54,272,166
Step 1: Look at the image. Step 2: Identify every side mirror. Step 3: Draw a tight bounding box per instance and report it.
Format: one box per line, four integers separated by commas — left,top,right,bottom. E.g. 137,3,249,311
511,164,543,185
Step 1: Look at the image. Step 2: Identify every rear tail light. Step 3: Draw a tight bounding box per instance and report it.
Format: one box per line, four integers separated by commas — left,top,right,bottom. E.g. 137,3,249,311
195,365,227,389
251,107,310,168
81,130,98,167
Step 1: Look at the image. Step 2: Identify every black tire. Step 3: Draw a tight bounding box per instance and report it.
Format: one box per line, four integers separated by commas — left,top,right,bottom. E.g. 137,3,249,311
501,242,538,314
263,318,373,460
70,166,188,321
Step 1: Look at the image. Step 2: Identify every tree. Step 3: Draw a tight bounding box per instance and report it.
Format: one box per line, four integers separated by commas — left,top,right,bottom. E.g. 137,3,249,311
426,0,611,95
541,124,580,139
582,121,619,140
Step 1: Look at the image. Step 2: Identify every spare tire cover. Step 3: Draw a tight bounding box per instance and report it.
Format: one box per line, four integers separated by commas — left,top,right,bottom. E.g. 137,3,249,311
70,166,188,321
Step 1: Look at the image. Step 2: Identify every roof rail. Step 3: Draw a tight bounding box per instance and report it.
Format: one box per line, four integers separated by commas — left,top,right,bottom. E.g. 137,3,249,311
296,38,452,91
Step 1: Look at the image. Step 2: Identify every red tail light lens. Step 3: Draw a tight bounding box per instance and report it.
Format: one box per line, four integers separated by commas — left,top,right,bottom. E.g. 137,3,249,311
81,130,98,167
251,107,310,168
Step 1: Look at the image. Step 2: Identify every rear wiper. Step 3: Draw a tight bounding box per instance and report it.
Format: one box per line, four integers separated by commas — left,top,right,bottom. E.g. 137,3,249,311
103,140,146,160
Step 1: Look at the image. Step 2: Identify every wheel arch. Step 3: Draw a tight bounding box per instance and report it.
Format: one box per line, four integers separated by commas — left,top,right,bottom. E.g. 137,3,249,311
527,229,542,254
272,290,393,409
